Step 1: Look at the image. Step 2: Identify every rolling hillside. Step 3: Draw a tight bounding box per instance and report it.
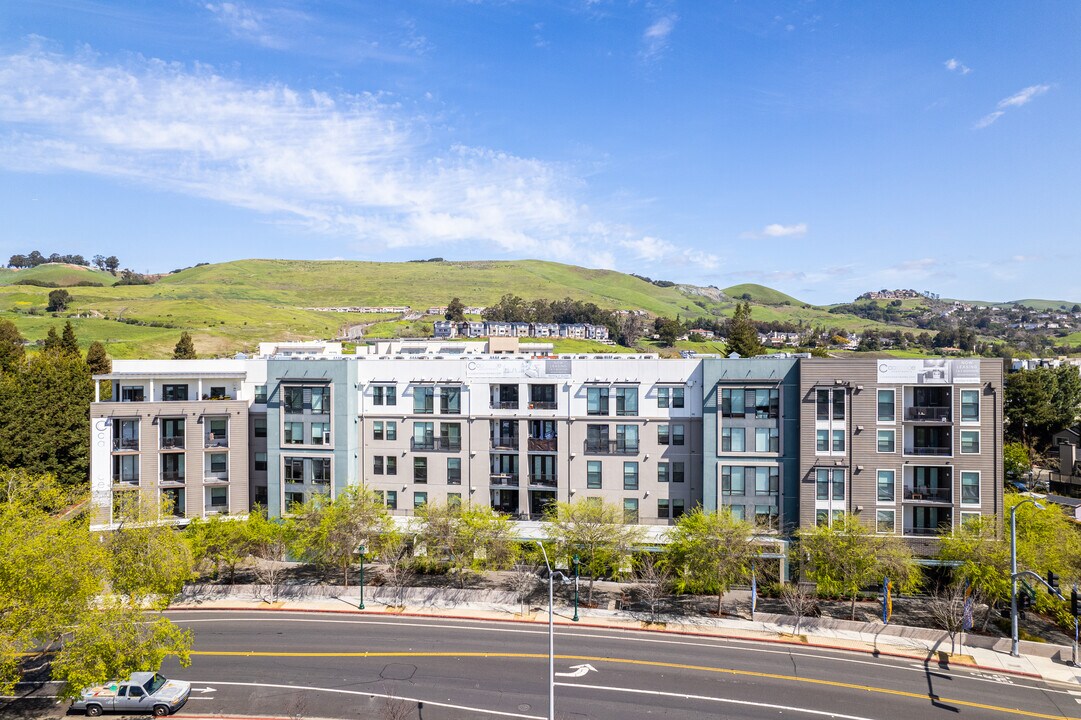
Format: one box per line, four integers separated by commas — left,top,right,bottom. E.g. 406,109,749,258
0,263,117,287
0,258,898,359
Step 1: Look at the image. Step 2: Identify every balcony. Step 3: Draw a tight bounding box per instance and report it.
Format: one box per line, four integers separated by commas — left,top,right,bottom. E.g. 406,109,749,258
905,406,951,422
112,438,139,451
906,446,952,457
204,433,228,449
528,401,558,410
903,486,952,503
903,525,946,537
584,440,639,455
112,475,139,486
204,469,229,482
489,473,520,487
161,471,185,484
161,436,185,450
491,436,520,450
411,437,462,452
529,474,558,488
528,437,557,452
490,400,519,410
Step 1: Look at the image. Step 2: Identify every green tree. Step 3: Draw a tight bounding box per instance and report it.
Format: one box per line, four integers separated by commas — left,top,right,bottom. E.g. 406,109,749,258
798,514,919,619
1005,366,1081,451
47,288,72,312
185,515,250,583
105,255,120,273
1004,442,1031,482
445,297,466,321
415,503,517,586
0,318,25,374
246,509,297,601
107,493,194,608
726,301,762,357
43,326,61,353
173,331,197,359
662,508,758,615
85,340,111,375
654,317,684,347
60,320,80,356
0,469,191,698
546,500,641,605
293,486,392,589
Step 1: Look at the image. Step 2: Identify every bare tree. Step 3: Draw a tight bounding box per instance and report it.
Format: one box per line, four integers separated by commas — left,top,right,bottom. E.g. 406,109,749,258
635,554,670,623
779,582,818,635
379,533,415,608
928,582,971,655
378,685,415,720
508,560,539,616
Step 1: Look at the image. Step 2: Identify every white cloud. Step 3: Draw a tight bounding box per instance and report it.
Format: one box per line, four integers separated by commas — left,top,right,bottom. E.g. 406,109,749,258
974,83,1051,129
0,44,709,274
204,2,288,49
641,15,678,62
944,58,971,75
742,222,808,239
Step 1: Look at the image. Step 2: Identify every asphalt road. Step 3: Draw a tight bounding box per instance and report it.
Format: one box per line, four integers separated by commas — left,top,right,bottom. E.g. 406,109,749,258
129,611,1081,719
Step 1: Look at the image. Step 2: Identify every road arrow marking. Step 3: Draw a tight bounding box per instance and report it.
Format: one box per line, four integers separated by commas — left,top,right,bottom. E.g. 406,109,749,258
191,687,216,694
554,664,597,678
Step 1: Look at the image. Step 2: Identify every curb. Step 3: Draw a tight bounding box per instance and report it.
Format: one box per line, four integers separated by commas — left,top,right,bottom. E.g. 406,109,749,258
167,603,1047,681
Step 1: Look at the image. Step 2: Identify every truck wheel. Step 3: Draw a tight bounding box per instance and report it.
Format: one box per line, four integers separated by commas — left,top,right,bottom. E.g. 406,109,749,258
85,704,103,717
152,705,170,717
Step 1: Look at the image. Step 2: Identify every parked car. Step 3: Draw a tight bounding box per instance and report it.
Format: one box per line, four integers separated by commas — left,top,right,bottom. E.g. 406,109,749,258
70,672,190,717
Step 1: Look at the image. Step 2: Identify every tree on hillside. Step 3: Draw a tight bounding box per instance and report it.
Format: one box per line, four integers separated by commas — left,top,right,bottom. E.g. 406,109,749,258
445,297,466,322
654,317,684,347
47,289,72,313
546,500,641,605
1005,366,1081,451
0,319,25,374
92,255,106,271
42,327,61,353
293,486,392,589
726,301,762,357
60,321,80,356
104,255,120,274
662,508,758,616
85,341,111,375
173,331,197,359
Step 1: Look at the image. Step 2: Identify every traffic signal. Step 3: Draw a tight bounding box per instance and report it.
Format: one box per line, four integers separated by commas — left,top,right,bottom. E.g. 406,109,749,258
1072,588,1079,617
1047,571,1060,593
1018,592,1033,618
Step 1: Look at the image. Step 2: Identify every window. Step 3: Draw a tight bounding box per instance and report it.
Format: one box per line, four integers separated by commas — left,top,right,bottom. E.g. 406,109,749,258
311,386,330,414
816,469,830,500
385,490,397,510
208,417,227,440
530,384,557,407
210,453,227,474
440,423,462,451
721,427,745,452
413,386,434,414
616,425,638,453
721,466,745,495
816,389,830,421
657,386,685,409
961,471,980,505
413,457,428,483
587,387,610,415
657,424,670,445
658,463,669,483
448,493,462,509
284,387,304,413
623,498,639,524
755,505,778,530
373,385,396,406
210,386,226,399
960,430,980,454
672,461,685,483
623,462,639,490
961,389,980,422
253,417,266,438
721,388,744,417
311,422,330,445
414,492,428,509
832,429,845,453
877,430,895,453
587,461,602,489
754,427,778,453
284,457,304,482
877,389,895,422
833,389,846,420
255,385,267,404
816,509,829,527
832,470,845,501
672,424,685,446
386,456,397,475
729,504,746,521
750,389,780,419
162,418,185,448
121,385,144,402
312,458,331,483
162,384,188,401
373,421,384,441
658,498,670,518
254,452,267,472
877,470,895,502
285,491,304,509
447,458,462,485
615,386,638,416
440,386,461,414
960,511,980,527
672,499,686,518
284,422,304,445
374,456,384,475
386,421,397,441
586,424,609,452
876,510,895,534
754,467,779,495
816,429,829,453
413,422,434,450
162,453,184,481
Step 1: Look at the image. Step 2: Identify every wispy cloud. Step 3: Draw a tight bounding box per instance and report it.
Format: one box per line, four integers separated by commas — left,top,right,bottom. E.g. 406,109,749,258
204,2,289,49
975,83,1051,129
641,15,677,63
741,222,808,239
0,44,711,273
944,58,971,75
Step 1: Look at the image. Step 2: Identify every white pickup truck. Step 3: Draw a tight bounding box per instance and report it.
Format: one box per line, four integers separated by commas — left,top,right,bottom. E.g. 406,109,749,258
70,672,191,717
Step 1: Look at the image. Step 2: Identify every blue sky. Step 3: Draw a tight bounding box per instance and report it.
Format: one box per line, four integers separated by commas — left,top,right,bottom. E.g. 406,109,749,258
1,1,1078,304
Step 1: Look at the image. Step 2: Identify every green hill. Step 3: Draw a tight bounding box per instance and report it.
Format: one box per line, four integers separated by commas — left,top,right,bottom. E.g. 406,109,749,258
722,283,804,306
1007,299,1081,311
0,263,116,287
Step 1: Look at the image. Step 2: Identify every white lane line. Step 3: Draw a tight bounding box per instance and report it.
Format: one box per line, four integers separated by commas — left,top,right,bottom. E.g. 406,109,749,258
172,615,1071,695
555,682,877,720
183,680,542,720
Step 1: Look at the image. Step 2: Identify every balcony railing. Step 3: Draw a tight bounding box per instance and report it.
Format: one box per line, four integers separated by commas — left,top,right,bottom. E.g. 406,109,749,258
489,473,520,487
903,525,949,537
112,475,139,485
584,440,639,455
906,446,952,456
112,438,139,451
204,434,228,448
528,401,558,410
204,471,229,482
529,474,558,488
161,436,185,450
528,438,557,452
491,436,519,450
490,400,519,410
205,503,228,513
905,407,951,422
161,472,185,484
903,487,952,503
411,437,462,452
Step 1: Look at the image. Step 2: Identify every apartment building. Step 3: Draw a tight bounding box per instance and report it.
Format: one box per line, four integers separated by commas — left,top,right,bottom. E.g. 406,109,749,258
798,358,1003,552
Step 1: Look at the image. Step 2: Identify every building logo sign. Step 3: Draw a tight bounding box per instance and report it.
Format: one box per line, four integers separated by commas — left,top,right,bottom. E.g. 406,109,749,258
466,359,573,378
876,359,980,384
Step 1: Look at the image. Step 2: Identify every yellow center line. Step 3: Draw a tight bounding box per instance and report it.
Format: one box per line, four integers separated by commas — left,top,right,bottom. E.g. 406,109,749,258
189,650,1076,720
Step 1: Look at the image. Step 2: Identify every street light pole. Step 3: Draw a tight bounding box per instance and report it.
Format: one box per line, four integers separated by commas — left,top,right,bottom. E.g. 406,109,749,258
358,544,366,610
535,541,556,720
572,555,580,622
1010,498,1043,657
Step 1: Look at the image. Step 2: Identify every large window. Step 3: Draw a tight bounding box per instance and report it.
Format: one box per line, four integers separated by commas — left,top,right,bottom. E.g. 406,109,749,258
672,461,685,483
672,424,685,446
284,422,304,445
447,458,462,485
754,466,779,495
413,386,434,414
658,498,670,519
284,457,304,482
721,388,779,418
877,470,895,502
877,429,895,453
385,490,397,510
755,505,778,531
311,386,330,414
960,430,980,454
721,427,745,452
162,418,185,448
876,510,895,534
961,389,980,422
373,456,384,475
615,386,638,416
284,387,304,413
659,423,685,446
255,385,268,404
721,466,745,495
162,384,188,402
754,427,779,453
386,456,397,475
413,492,427,509
386,421,397,441
816,388,845,420
440,423,462,451
372,385,396,406
587,387,610,416
961,471,980,505
312,458,331,483
413,421,434,450
413,457,428,483
877,389,895,422
587,461,602,489
623,462,639,490
439,386,461,414
658,386,685,409
615,425,638,453
311,422,330,445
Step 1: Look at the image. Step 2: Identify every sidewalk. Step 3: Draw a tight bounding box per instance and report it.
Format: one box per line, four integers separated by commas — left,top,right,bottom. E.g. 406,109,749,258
173,583,1081,686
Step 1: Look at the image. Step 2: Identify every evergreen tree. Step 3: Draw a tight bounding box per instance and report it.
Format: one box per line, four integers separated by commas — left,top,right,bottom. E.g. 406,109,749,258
0,319,25,374
726,301,762,357
85,341,111,375
173,332,197,359
42,327,61,353
445,297,466,322
47,289,72,313
60,321,80,356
